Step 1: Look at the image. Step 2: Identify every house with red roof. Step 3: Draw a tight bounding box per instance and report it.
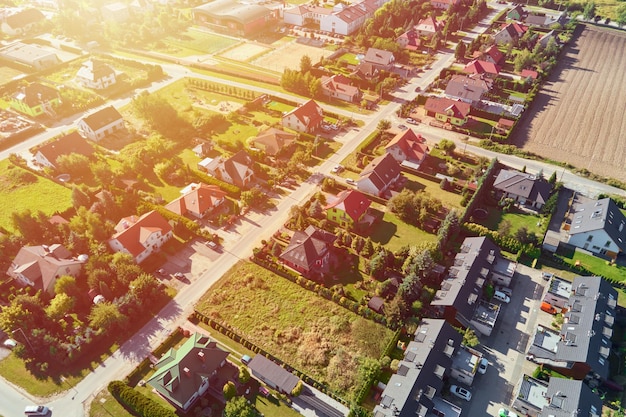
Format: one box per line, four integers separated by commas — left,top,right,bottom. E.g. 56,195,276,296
108,210,173,263
34,131,94,169
147,333,229,411
78,106,125,142
385,129,429,169
280,225,337,277
472,45,505,66
325,189,372,229
430,0,460,10
521,69,538,80
396,28,420,51
357,153,402,197
494,22,527,45
165,183,226,219
415,16,443,38
424,97,471,126
76,59,117,90
7,244,84,295
282,99,324,133
209,150,254,188
10,82,61,118
463,59,501,77
251,128,296,156
320,74,362,103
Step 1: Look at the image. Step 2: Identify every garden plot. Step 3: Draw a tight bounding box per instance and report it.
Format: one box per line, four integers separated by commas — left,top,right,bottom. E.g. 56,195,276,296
220,43,271,62
252,42,334,71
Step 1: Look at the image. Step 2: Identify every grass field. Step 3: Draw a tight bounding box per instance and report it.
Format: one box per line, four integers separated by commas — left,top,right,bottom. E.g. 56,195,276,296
160,29,240,56
403,172,464,210
370,211,438,252
557,250,626,282
0,66,25,87
0,160,72,233
196,261,395,398
480,206,545,238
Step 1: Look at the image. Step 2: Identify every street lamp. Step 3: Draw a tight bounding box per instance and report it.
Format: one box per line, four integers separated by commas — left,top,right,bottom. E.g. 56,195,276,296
61,376,78,400
12,328,34,352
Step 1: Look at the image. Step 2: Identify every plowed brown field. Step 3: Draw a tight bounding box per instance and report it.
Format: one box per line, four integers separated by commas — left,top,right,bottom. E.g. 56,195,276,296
511,25,626,181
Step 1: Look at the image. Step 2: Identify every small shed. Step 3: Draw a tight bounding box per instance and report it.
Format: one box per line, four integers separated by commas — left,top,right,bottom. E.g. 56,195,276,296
368,296,385,313
247,355,299,394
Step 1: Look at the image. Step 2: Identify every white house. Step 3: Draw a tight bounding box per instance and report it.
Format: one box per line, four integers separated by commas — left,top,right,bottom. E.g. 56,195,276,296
108,210,173,263
357,153,402,197
76,59,117,90
281,99,324,133
567,198,626,259
78,106,125,141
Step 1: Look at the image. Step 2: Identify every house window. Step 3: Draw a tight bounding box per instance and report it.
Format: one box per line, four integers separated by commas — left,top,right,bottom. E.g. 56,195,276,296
605,240,611,247
586,235,593,242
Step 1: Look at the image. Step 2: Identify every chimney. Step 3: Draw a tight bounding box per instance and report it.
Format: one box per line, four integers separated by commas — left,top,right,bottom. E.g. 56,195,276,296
183,367,191,377
197,351,205,362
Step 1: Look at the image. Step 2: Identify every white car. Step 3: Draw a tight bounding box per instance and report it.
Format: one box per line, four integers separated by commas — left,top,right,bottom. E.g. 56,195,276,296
450,385,472,401
478,357,488,374
331,165,344,173
407,118,418,125
493,290,511,304
346,178,356,185
3,338,17,348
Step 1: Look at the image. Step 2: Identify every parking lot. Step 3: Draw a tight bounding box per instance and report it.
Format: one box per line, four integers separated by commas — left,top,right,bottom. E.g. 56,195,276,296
458,264,555,417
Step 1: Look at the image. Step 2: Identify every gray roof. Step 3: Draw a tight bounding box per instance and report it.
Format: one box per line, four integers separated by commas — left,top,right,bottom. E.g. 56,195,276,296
539,378,602,417
493,169,553,205
555,276,617,380
373,319,461,417
81,106,123,131
364,48,394,66
569,198,626,251
358,153,401,193
444,74,492,103
431,236,501,323
248,355,299,394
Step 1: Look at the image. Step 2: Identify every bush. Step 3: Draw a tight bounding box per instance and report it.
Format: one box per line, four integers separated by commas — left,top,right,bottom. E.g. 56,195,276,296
108,380,177,417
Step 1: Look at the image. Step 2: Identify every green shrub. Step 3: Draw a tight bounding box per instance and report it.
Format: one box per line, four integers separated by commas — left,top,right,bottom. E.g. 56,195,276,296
108,380,177,417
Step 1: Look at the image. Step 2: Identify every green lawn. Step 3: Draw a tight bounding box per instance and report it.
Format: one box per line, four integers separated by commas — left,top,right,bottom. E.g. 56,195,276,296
159,29,240,56
557,250,626,283
0,160,72,233
402,172,464,210
480,207,545,238
196,261,395,398
370,211,438,252
337,53,360,65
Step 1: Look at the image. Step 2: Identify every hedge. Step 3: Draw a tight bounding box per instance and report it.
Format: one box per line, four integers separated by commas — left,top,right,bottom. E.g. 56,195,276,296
461,157,498,223
108,380,177,417
193,170,241,198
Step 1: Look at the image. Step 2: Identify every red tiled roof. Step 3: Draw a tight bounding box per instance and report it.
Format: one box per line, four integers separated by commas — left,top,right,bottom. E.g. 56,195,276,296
463,59,501,75
165,183,226,217
324,189,371,222
424,97,471,119
321,74,360,99
521,69,538,79
284,99,324,128
111,211,172,258
36,131,94,166
385,129,429,162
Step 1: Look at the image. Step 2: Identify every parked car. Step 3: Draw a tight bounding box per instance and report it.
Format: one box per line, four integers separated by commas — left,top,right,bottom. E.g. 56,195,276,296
478,357,488,374
205,241,218,250
406,118,418,125
541,301,558,315
495,286,512,298
493,291,511,304
499,408,519,417
241,354,252,365
3,338,17,348
450,385,472,401
346,178,356,185
24,406,49,416
157,268,167,276
331,165,344,173
542,272,554,281
397,124,408,131
173,272,185,280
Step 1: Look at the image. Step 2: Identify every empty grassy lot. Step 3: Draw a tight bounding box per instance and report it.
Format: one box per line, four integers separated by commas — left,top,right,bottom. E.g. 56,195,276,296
196,261,395,398
158,29,239,56
370,211,439,252
0,160,72,233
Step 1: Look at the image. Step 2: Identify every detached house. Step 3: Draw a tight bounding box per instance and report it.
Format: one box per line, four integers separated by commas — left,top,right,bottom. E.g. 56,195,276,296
108,210,173,264
494,22,527,45
476,45,505,65
507,4,526,20
414,16,443,38
7,244,84,295
384,128,429,169
396,28,420,51
324,189,372,230
78,106,125,142
10,82,61,118
76,59,117,90
363,47,395,71
251,128,296,156
34,131,94,169
320,74,362,103
424,97,471,126
566,198,626,258
463,59,501,77
147,333,229,411
210,150,254,188
493,169,553,210
357,153,402,197
282,99,324,133
320,0,378,36
165,183,226,219
280,225,336,277
1,8,45,36
445,74,493,104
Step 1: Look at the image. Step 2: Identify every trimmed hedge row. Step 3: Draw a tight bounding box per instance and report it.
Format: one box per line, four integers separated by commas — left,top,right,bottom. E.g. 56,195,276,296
461,158,498,223
108,380,177,417
194,170,241,198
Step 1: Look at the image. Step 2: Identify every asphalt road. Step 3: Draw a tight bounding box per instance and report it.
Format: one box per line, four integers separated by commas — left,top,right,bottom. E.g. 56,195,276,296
0,4,624,417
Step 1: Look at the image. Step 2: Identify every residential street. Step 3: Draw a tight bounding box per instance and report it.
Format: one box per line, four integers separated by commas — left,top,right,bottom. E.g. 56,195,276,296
0,5,625,417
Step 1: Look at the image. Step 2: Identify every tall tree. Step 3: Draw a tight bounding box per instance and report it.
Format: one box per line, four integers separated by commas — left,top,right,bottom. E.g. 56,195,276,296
300,54,312,73
88,302,127,334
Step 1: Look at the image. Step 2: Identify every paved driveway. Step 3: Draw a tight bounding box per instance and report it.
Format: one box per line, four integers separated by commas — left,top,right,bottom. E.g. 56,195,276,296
462,264,549,417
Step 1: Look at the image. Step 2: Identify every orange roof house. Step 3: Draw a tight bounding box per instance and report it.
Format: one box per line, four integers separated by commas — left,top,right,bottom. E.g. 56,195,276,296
165,183,226,219
108,210,173,264
281,100,324,133
385,129,429,168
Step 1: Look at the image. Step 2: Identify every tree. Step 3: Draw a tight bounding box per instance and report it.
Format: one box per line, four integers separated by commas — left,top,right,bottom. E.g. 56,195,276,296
361,238,374,258
455,41,467,60
514,49,533,72
617,3,626,27
88,302,127,334
46,293,75,320
582,1,596,20
300,55,312,73
55,153,91,179
498,219,512,237
291,380,303,396
308,199,323,219
223,381,237,401
224,396,255,417
377,119,391,132
548,171,557,184
238,366,251,384
129,274,161,304
54,275,80,297
439,139,456,154
461,327,480,347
